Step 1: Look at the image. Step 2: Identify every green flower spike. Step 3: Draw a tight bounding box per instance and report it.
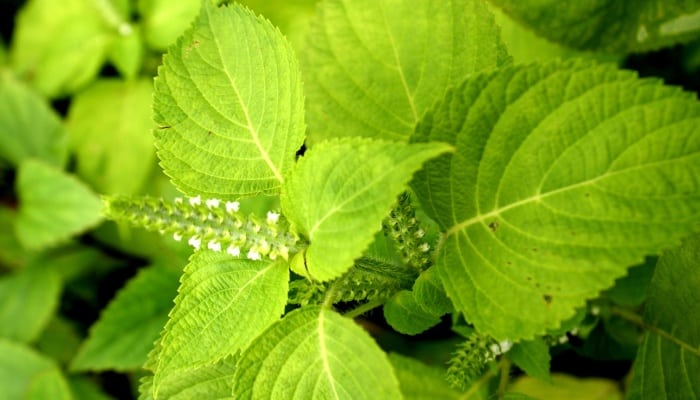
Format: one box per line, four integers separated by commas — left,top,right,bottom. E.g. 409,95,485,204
102,195,301,261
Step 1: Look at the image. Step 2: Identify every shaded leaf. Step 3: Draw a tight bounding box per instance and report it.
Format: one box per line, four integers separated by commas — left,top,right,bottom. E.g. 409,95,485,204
15,159,103,250
71,265,180,372
0,72,68,167
67,78,155,195
627,234,700,400
138,0,201,50
388,353,470,400
0,339,72,400
140,356,237,400
508,339,551,381
384,290,441,335
508,374,622,400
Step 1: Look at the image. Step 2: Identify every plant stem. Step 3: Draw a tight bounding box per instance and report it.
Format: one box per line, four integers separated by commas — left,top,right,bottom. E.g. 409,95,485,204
610,306,700,356
343,298,385,319
496,358,511,398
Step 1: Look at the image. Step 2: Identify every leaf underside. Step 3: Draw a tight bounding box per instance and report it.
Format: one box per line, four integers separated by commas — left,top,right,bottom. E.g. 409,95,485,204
412,61,700,340
154,2,304,198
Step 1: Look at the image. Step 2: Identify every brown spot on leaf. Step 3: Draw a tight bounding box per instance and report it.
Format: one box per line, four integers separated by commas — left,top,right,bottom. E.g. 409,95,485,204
543,294,553,304
488,221,499,232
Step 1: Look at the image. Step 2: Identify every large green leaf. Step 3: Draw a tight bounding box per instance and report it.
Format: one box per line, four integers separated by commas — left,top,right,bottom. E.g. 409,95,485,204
140,356,237,400
15,159,103,250
627,234,700,399
154,1,305,198
282,138,451,281
0,72,68,167
68,78,155,195
489,0,700,53
9,0,116,97
240,0,318,51
150,252,288,397
302,0,510,143
234,306,401,399
508,374,622,400
412,62,700,340
0,263,61,343
508,339,551,381
0,339,72,400
71,265,180,371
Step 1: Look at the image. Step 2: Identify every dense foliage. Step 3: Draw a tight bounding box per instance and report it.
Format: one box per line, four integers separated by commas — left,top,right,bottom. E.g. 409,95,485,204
0,0,698,399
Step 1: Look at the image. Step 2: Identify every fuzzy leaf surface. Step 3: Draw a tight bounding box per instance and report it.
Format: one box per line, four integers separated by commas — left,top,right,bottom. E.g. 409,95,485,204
627,234,700,400
71,265,180,372
302,0,510,143
489,0,700,53
412,62,700,340
154,2,304,198
15,159,103,250
282,138,451,281
68,78,155,195
0,263,61,343
140,356,237,400
151,252,288,397
0,72,68,167
234,306,401,399
413,266,453,316
508,339,551,381
0,339,72,400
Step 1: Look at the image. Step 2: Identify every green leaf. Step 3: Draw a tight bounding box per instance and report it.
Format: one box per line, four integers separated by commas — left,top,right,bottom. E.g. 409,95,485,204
302,0,510,143
154,1,304,198
138,0,201,50
508,339,551,381
36,317,82,365
0,72,68,167
412,61,700,341
0,263,61,343
282,138,452,281
239,0,318,51
68,376,114,400
508,374,623,400
234,306,401,399
108,27,144,80
67,78,155,195
384,290,441,335
413,266,453,316
388,353,468,400
603,258,656,307
15,159,103,250
71,265,180,372
489,0,700,53
150,252,288,397
9,0,114,97
0,339,72,400
627,234,700,400
139,356,237,400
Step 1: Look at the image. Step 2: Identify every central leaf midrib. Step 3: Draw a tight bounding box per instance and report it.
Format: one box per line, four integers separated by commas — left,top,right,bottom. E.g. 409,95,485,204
213,19,284,184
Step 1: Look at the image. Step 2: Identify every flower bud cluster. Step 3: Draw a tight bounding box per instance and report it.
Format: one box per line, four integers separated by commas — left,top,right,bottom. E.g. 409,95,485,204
102,195,300,261
385,192,431,270
447,333,512,389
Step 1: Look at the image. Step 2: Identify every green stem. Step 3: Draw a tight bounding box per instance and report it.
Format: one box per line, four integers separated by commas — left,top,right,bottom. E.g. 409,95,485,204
343,298,385,319
460,367,495,400
496,358,511,398
610,306,700,356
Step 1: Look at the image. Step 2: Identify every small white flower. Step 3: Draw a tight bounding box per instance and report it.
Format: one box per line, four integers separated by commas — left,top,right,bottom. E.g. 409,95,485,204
558,335,569,344
173,232,183,241
489,343,502,356
247,249,262,261
499,340,513,353
415,229,425,238
227,246,241,257
226,201,240,213
266,211,280,224
174,197,183,204
570,327,579,336
277,245,289,260
188,236,202,250
205,198,220,209
419,243,430,252
590,306,600,316
268,252,278,260
189,195,202,206
208,241,222,252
